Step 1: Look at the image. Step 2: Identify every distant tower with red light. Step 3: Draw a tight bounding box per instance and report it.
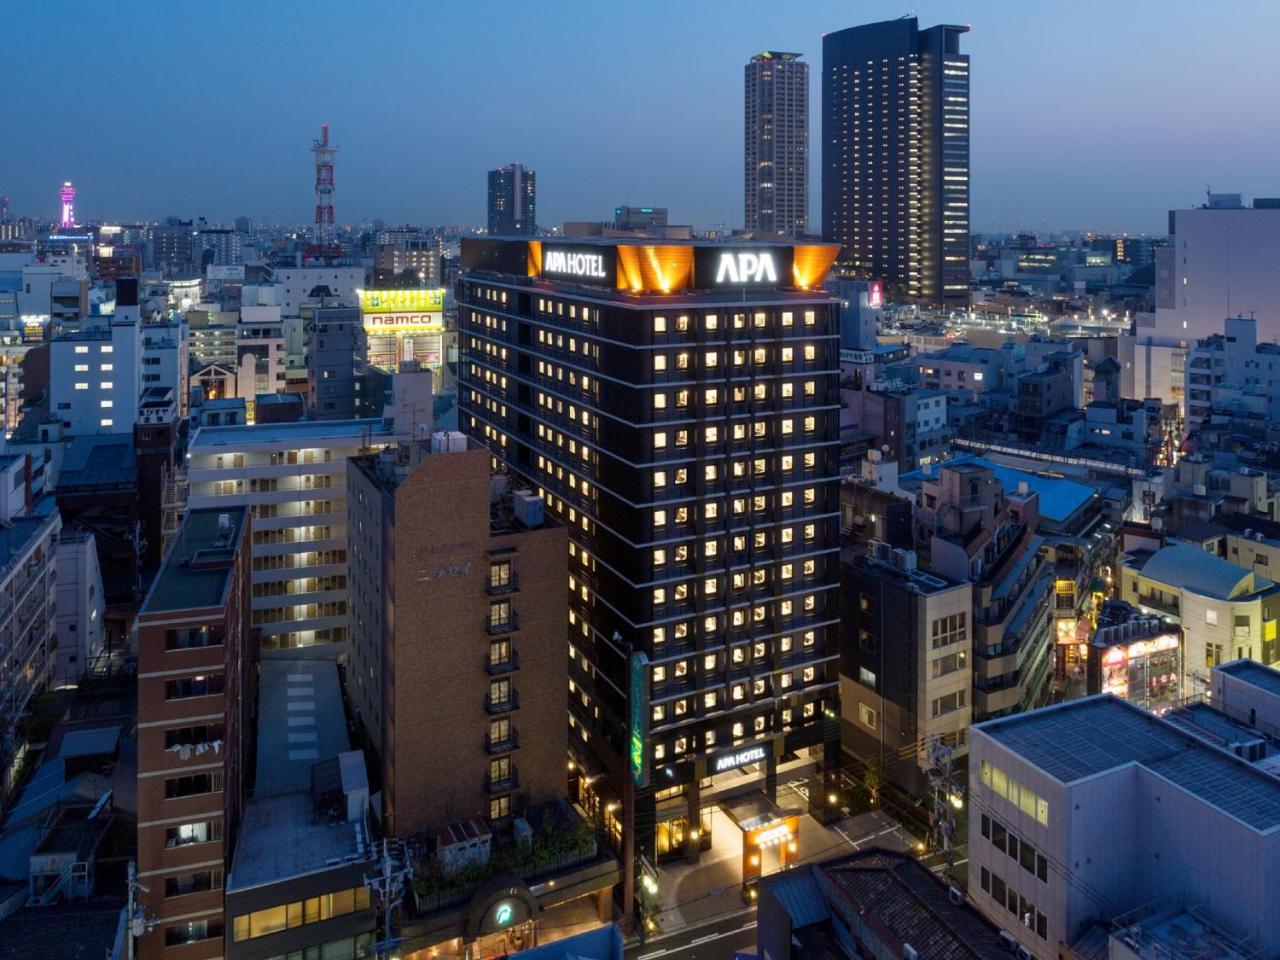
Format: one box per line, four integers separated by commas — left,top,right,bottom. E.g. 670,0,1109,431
312,124,336,245
59,181,76,228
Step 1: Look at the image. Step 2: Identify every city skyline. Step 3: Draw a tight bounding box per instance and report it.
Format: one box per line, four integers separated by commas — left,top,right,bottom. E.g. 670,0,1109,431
4,0,1278,234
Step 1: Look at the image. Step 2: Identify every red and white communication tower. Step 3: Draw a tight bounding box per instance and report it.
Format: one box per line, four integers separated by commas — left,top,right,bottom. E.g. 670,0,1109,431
311,123,337,246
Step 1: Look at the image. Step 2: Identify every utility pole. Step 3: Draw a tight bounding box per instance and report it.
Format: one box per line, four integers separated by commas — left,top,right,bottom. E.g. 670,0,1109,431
125,860,154,960
925,736,958,881
364,838,411,960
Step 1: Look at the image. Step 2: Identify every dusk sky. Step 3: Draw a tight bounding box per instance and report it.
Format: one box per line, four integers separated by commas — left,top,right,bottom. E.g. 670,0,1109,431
5,0,1278,234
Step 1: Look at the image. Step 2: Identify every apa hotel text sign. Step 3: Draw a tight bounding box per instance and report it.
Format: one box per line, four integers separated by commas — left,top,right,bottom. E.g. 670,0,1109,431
694,246,794,289
541,244,616,286
712,744,767,773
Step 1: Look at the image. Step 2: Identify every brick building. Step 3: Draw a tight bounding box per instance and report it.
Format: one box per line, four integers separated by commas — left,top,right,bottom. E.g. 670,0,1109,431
135,507,252,958
346,439,567,836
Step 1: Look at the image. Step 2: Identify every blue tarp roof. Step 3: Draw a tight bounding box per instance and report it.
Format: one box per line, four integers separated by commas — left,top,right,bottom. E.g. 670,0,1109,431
57,726,120,760
762,867,831,929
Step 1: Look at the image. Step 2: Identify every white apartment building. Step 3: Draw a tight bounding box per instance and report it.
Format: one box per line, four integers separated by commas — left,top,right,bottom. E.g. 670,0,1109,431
0,504,62,806
273,265,366,316
53,528,104,685
48,305,141,435
1127,199,1280,409
1155,200,1280,343
142,318,189,418
1185,315,1280,434
236,284,287,406
186,418,405,651
969,694,1280,960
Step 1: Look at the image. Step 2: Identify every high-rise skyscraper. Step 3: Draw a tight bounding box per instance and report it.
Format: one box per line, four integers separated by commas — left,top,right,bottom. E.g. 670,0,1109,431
822,18,970,309
487,163,537,236
745,52,809,237
458,235,843,924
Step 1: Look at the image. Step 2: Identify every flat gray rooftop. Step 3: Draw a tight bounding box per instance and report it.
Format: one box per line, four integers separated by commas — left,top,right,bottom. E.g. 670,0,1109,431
980,695,1280,831
143,508,246,613
227,792,367,892
190,417,397,449
1219,659,1280,699
253,658,349,797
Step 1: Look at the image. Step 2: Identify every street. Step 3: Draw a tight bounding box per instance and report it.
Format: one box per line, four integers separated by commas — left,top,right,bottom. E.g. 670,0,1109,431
625,808,914,960
626,911,756,960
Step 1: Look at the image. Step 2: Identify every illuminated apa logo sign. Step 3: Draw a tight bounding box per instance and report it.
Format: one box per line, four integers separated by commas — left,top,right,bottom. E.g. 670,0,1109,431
714,745,767,772
716,252,777,284
544,249,607,279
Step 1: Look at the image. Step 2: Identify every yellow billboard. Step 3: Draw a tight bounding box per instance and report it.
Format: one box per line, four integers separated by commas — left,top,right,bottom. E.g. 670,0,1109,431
356,288,445,314
357,288,445,334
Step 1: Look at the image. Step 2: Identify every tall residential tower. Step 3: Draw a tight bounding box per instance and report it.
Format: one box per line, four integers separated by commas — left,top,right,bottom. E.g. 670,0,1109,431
487,163,537,236
822,18,970,309
745,52,809,237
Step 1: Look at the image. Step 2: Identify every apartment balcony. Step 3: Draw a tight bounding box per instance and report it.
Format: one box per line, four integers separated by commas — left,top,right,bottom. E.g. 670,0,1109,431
485,691,520,715
486,652,520,676
1136,592,1180,617
486,731,519,755
486,573,519,596
486,765,519,793
486,612,520,635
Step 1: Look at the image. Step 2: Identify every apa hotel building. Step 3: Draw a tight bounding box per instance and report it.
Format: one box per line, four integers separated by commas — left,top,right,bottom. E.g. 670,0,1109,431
458,236,842,919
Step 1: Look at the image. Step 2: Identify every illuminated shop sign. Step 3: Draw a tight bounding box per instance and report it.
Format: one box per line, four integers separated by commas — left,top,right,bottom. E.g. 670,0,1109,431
362,313,444,333
357,288,446,313
713,744,767,773
630,651,649,787
868,280,884,308
541,245,617,286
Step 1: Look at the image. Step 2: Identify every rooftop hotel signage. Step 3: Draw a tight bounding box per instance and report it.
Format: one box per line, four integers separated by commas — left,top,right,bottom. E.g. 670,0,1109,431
693,245,795,290
540,243,617,287
460,237,840,293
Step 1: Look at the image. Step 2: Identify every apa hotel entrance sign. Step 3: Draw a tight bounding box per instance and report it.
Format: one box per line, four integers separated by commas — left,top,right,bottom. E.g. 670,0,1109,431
713,743,767,773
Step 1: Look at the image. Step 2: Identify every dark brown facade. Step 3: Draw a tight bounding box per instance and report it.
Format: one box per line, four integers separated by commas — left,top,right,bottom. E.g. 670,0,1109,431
347,444,567,837
135,507,252,959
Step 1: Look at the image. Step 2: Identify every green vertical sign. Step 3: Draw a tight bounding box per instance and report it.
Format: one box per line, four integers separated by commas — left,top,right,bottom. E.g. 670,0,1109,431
630,651,649,788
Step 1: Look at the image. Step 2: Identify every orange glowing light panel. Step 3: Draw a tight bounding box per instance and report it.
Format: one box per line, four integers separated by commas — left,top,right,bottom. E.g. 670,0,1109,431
616,245,693,293
792,245,841,289
526,240,542,277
